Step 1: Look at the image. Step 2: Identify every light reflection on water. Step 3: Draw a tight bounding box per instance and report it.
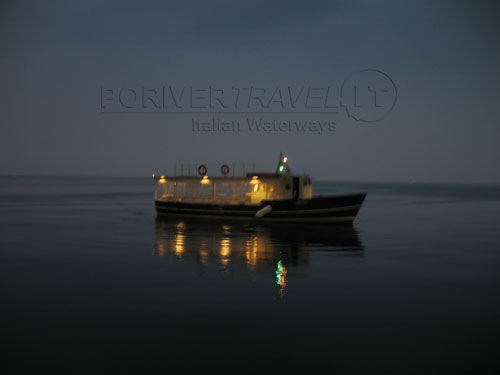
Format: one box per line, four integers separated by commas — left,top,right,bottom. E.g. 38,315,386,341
152,217,363,297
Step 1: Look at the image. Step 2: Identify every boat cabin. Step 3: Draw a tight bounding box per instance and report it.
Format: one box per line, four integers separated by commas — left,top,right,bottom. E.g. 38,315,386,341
153,156,312,205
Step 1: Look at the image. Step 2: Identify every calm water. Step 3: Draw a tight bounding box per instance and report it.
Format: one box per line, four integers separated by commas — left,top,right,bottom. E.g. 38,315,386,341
1,177,499,374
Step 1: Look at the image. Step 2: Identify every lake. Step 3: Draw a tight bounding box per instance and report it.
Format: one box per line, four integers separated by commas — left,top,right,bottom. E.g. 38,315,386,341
1,177,499,374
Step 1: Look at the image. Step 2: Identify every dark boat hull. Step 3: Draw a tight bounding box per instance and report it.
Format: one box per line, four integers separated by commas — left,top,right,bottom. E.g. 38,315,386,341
155,193,366,223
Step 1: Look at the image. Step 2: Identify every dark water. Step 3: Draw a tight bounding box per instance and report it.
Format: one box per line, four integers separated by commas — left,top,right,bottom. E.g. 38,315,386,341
1,177,499,374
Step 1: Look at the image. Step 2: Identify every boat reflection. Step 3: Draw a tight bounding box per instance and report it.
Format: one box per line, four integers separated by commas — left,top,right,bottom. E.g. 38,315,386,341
153,218,363,297
153,218,363,270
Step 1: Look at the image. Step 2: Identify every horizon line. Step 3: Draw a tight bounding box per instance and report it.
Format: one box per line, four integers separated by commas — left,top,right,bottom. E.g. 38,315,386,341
1,174,499,186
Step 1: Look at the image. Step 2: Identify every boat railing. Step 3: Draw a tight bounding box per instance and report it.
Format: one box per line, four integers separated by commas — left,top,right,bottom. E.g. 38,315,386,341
172,163,256,177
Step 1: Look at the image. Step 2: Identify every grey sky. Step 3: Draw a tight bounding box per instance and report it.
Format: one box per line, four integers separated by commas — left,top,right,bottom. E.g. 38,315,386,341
1,0,499,183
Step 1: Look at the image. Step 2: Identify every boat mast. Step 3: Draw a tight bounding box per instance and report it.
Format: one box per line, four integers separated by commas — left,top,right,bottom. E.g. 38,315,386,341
275,152,291,175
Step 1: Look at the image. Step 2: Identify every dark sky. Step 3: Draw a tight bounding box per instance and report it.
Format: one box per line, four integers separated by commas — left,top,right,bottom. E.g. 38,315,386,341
1,0,499,183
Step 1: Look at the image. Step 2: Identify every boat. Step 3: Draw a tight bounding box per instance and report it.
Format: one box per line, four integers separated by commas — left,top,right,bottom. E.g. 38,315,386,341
153,154,366,223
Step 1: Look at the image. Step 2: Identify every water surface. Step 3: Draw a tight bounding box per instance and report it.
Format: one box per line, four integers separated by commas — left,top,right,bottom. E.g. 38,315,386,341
1,177,499,374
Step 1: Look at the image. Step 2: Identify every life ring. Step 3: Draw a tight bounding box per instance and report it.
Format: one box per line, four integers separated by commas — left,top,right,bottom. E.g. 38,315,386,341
198,164,207,176
220,164,230,176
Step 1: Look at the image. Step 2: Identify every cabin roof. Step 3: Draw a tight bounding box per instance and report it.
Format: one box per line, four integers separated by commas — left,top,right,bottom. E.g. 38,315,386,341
245,172,280,178
153,175,286,181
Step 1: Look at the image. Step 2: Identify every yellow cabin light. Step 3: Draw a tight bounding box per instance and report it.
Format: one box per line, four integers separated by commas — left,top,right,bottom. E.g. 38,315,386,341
159,177,166,184
201,176,210,184
283,157,288,163
253,184,259,192
250,176,259,184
